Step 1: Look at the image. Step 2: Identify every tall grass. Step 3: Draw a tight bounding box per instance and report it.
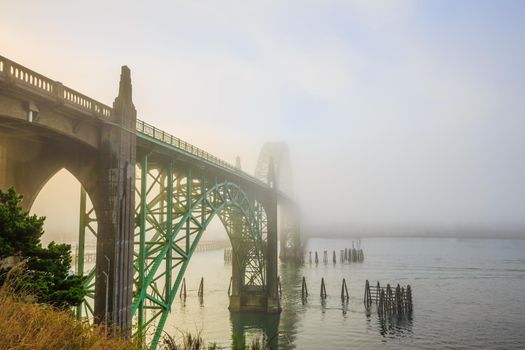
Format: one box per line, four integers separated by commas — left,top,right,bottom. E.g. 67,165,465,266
162,331,270,350
1,267,272,350
0,270,133,350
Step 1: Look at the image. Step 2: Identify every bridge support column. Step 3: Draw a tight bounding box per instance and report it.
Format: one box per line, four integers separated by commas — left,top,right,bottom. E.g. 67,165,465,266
94,66,136,335
228,247,244,311
228,206,245,311
264,195,281,313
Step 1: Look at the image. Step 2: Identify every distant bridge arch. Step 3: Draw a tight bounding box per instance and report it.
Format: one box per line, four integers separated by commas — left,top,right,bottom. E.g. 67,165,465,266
255,142,293,196
255,143,301,261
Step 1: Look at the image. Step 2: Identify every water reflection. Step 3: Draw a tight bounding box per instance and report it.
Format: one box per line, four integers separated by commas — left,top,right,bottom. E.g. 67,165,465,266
366,310,414,338
277,263,304,349
167,238,525,350
230,312,280,349
377,314,414,338
228,263,305,350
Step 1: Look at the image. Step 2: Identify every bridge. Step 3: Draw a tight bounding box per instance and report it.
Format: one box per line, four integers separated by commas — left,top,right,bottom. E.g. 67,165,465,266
0,55,300,348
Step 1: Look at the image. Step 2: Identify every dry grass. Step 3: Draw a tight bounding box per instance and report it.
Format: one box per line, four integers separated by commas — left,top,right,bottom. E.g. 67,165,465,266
0,287,133,350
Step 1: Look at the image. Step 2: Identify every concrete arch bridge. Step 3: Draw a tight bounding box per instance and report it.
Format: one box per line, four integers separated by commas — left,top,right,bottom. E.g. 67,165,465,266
0,55,299,348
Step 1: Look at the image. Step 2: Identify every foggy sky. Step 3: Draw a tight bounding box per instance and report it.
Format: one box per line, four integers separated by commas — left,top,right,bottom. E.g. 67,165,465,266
3,1,525,235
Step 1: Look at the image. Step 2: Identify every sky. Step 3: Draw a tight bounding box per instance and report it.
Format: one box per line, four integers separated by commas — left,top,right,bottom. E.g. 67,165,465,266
2,0,525,235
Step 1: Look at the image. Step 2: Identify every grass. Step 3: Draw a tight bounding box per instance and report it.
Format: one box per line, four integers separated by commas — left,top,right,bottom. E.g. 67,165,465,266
0,276,133,350
0,268,272,350
161,330,217,350
161,331,271,350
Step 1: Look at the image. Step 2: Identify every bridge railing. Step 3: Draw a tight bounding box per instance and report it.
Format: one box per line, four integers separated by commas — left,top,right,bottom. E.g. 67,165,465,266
61,85,113,118
0,55,55,95
0,55,112,118
137,119,247,175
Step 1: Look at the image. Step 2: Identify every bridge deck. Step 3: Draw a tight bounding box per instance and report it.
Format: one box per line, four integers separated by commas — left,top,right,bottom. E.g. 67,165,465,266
0,54,271,190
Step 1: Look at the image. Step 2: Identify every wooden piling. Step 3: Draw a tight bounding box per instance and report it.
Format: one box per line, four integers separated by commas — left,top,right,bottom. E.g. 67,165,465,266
341,278,349,300
323,250,328,264
309,251,312,264
377,289,382,315
320,278,327,299
228,276,232,296
198,277,204,297
278,276,282,298
315,251,319,264
364,279,371,306
333,250,337,264
385,284,390,312
397,284,404,314
224,248,233,263
180,277,187,299
302,276,308,299
407,285,413,312
364,280,413,315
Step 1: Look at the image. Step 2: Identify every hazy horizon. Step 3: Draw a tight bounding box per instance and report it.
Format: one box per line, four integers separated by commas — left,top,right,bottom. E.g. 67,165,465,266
3,0,525,238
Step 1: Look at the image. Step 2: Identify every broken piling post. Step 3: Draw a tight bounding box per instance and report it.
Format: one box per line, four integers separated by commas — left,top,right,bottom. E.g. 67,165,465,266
302,276,308,299
320,278,327,299
180,277,187,299
198,277,204,297
341,278,349,301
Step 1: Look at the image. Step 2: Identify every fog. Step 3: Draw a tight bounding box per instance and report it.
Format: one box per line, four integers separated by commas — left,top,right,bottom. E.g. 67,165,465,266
4,1,525,239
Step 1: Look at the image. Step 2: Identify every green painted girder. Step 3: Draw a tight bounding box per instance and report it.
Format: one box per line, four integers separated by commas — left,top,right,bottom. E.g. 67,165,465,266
76,186,97,322
132,158,267,349
75,158,268,350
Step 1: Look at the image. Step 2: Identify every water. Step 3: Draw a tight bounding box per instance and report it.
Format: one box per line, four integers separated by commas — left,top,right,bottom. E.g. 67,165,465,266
164,238,525,349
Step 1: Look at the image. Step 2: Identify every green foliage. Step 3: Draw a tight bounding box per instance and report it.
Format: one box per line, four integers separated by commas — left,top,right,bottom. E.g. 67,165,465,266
0,187,85,308
0,187,44,258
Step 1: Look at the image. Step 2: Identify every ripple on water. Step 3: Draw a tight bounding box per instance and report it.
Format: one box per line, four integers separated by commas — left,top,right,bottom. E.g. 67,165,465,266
164,238,525,349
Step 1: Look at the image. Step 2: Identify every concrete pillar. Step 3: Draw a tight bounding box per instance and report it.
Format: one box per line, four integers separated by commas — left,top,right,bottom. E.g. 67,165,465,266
228,206,245,311
94,66,136,334
265,196,280,313
264,159,281,313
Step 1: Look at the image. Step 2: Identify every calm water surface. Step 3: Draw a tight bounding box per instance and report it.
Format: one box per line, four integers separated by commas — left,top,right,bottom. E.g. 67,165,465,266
164,238,525,349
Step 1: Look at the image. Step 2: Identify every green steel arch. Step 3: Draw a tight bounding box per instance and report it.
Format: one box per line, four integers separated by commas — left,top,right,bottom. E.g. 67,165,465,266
133,156,268,348
76,155,269,349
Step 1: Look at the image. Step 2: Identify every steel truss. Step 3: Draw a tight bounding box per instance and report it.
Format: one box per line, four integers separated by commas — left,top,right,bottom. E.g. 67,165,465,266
76,187,97,321
76,157,268,349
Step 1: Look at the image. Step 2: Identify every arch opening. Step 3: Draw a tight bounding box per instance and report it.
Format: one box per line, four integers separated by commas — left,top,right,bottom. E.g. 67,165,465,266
31,168,98,321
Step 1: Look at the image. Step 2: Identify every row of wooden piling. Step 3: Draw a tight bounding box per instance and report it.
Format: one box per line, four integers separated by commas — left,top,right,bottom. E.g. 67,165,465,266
308,248,364,264
180,276,413,315
364,280,413,315
179,277,205,299
301,277,349,301
224,248,233,262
